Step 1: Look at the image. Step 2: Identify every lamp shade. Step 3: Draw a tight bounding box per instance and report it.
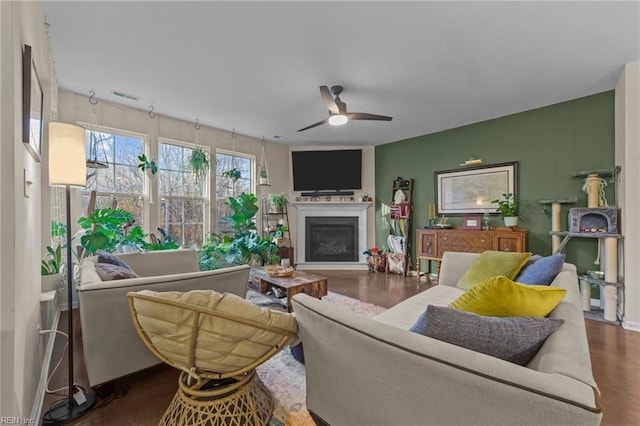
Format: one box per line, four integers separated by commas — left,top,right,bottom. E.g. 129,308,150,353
49,122,87,187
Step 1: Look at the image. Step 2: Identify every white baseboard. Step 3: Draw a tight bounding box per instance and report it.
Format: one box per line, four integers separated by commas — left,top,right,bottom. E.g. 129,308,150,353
622,319,640,332
31,307,61,424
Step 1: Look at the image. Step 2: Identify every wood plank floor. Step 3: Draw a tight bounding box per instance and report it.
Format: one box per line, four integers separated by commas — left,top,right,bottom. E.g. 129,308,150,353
42,271,639,425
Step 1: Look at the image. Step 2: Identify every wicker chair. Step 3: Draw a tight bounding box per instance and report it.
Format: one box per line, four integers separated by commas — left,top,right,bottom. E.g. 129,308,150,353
127,289,298,426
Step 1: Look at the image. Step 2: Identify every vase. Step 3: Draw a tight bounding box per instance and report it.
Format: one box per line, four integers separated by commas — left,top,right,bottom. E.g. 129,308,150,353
504,217,518,227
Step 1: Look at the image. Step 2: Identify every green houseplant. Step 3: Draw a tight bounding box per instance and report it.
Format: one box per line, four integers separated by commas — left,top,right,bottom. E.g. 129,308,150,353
137,154,158,175
258,166,269,185
268,193,286,213
77,208,146,257
222,168,242,181
199,193,279,269
190,146,210,182
491,193,519,226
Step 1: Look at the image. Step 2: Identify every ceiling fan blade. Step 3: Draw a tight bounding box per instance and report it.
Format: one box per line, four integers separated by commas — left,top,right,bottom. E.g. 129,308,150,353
348,112,393,121
297,118,329,132
320,86,339,114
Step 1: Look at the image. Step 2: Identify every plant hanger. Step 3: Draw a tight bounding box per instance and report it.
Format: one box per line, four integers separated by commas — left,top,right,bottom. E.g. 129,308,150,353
189,117,210,184
86,89,109,169
258,136,270,186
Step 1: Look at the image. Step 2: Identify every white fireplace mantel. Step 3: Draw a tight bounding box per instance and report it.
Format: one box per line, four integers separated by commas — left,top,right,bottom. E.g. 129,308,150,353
292,202,371,270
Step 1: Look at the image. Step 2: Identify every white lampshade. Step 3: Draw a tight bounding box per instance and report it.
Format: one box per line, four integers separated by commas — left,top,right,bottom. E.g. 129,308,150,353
49,122,87,187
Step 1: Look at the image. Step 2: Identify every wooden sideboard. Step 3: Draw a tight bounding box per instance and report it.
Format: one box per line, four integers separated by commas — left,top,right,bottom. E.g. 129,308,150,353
416,228,528,279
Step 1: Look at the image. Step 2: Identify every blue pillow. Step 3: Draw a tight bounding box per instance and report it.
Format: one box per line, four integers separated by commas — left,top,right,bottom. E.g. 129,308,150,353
515,254,565,285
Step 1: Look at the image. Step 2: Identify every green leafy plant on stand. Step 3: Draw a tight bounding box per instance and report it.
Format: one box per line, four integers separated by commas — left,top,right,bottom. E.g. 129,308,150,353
42,221,67,275
77,208,146,257
491,193,518,217
199,193,279,270
142,228,180,251
137,154,158,175
269,193,286,212
41,244,63,275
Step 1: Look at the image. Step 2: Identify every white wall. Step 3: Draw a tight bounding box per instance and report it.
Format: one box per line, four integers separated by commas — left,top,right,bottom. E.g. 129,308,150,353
0,0,54,418
615,61,640,331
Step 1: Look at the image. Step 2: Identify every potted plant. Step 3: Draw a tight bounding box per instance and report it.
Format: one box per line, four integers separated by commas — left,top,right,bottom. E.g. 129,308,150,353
77,208,146,258
137,154,158,176
41,244,64,292
190,146,210,182
258,166,269,185
222,168,242,182
198,193,280,269
491,192,519,227
269,193,286,213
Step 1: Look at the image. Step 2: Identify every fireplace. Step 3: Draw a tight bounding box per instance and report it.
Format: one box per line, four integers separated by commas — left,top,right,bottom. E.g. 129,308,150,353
293,201,371,270
306,217,358,262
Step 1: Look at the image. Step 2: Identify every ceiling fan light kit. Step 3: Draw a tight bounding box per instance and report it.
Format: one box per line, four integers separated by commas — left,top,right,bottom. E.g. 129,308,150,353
328,114,348,126
298,85,392,132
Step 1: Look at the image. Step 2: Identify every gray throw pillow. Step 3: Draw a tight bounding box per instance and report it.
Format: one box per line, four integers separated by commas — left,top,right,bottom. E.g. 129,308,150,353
96,251,131,269
410,305,564,366
95,262,138,281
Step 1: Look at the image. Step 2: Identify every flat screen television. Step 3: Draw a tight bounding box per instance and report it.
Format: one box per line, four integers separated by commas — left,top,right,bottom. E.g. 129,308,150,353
292,149,362,193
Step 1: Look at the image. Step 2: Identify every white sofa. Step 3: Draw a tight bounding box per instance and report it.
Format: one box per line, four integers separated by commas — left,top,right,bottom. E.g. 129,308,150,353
292,251,602,426
78,249,250,387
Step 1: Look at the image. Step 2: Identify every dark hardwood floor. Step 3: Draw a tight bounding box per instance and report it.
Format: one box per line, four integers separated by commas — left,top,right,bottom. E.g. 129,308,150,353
42,271,639,425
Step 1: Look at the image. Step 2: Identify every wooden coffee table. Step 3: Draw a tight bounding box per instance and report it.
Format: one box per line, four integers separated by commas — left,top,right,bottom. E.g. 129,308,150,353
249,267,328,311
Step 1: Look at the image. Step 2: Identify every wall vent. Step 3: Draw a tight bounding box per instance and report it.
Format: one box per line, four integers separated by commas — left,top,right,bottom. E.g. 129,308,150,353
111,90,139,101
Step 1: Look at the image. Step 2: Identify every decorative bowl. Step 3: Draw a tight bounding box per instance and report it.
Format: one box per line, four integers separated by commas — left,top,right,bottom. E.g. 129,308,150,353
266,266,294,278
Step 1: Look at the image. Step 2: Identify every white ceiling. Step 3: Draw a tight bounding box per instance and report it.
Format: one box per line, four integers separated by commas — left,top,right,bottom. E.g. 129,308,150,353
43,1,640,147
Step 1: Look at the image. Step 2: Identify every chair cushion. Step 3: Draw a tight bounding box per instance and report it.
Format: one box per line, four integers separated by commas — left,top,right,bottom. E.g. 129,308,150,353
130,290,298,374
449,275,566,317
457,250,532,290
515,254,565,285
410,305,564,365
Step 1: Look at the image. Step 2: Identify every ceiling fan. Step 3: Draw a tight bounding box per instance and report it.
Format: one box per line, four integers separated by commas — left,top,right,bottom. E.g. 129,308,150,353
297,85,392,132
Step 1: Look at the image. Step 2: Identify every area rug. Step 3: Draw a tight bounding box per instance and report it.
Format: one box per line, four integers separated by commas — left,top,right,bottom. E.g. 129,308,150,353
247,290,386,426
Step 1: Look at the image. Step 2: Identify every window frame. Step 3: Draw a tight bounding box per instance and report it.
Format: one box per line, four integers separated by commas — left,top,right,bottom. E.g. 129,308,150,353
215,148,256,235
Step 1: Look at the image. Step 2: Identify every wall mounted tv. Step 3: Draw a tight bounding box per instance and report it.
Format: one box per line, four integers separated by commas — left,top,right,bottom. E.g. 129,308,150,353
292,149,362,195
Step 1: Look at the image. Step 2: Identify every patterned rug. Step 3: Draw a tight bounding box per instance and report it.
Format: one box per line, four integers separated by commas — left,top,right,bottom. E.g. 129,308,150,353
247,290,386,426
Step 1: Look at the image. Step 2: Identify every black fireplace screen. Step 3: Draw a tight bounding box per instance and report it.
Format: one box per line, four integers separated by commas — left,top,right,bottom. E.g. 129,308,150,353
305,216,358,262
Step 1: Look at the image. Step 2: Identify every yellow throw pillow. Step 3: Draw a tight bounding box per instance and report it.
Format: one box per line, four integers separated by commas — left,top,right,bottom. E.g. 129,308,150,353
457,250,532,290
449,275,567,317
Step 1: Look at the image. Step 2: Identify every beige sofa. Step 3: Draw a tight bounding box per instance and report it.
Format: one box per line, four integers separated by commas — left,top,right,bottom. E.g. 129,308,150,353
78,249,250,387
292,251,602,426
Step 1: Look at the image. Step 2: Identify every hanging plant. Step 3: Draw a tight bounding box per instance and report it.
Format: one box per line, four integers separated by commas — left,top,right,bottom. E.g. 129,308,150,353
137,154,158,175
190,146,210,182
222,168,242,181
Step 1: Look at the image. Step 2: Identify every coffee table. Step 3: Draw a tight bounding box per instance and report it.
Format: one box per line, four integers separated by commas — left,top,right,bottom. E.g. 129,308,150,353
249,267,328,312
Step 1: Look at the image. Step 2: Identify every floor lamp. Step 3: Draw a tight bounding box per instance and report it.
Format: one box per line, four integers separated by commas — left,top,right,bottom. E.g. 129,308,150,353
43,122,96,424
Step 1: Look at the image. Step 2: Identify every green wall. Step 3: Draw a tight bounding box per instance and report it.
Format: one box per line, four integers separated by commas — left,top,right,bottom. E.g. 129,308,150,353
375,91,615,274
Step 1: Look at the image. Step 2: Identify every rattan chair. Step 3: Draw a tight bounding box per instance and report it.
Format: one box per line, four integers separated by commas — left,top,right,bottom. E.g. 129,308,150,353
127,289,298,426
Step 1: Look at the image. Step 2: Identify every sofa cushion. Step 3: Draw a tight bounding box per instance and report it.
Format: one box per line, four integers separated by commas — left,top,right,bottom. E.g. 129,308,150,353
456,250,532,290
515,254,565,285
410,305,564,365
95,262,138,281
449,275,566,317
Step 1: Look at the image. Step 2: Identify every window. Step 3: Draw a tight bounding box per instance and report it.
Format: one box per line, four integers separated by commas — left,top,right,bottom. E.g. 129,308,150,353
158,140,207,247
82,129,144,226
216,150,254,235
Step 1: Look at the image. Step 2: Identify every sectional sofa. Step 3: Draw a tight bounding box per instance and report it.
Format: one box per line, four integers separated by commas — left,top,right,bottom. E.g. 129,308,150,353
292,251,602,426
